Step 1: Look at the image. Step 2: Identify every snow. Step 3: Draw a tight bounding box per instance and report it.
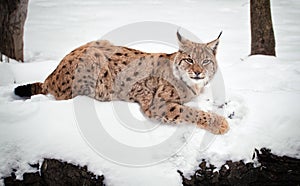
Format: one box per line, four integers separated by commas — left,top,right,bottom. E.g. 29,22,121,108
1,0,300,185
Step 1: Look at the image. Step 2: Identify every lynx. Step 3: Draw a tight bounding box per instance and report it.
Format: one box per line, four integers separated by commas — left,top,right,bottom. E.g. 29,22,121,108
15,32,229,134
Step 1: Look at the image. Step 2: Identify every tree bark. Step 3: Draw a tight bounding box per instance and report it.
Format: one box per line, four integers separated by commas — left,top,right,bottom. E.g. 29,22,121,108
0,0,29,62
250,0,276,56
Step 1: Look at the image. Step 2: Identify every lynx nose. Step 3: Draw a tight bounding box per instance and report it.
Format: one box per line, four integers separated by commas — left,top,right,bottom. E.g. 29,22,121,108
195,72,201,76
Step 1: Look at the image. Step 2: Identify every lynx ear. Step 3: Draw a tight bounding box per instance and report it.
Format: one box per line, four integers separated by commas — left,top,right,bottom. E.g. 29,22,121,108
207,31,222,55
177,31,193,52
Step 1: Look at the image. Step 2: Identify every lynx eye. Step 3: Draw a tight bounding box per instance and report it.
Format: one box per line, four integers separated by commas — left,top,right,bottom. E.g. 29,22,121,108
202,59,212,66
184,58,194,65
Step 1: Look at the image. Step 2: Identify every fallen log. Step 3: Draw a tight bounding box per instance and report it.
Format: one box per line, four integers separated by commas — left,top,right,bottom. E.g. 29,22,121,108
178,148,300,186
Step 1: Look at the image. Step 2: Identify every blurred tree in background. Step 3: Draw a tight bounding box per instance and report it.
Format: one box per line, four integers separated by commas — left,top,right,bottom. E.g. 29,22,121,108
250,0,276,56
0,0,28,62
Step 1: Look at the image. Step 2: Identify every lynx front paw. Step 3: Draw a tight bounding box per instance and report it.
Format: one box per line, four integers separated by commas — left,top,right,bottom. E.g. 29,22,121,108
197,112,229,135
216,116,229,134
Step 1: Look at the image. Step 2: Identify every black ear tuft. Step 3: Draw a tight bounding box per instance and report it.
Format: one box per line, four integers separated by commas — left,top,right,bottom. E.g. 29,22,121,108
177,30,182,42
14,84,32,97
217,31,223,39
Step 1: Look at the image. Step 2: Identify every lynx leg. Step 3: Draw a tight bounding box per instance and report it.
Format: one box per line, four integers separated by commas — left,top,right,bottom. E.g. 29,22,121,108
140,101,229,135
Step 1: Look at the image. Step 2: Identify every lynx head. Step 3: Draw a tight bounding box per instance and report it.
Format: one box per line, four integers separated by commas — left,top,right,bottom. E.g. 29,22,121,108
173,31,222,86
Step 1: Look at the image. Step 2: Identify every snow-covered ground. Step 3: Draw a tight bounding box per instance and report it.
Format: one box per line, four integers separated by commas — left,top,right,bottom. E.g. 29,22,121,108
1,0,300,185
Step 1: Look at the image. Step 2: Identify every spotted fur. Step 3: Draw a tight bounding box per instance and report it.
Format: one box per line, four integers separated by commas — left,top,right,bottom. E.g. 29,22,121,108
15,32,229,134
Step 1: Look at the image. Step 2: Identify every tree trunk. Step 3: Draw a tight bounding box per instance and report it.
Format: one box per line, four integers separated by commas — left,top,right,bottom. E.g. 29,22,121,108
250,0,276,56
0,0,29,62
